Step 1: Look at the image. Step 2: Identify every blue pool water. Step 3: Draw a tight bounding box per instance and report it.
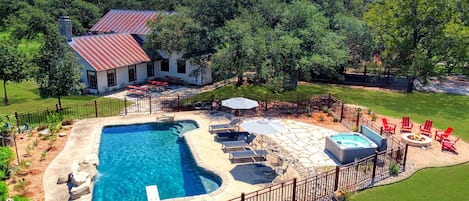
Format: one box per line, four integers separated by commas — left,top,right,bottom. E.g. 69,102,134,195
330,133,376,148
93,120,221,200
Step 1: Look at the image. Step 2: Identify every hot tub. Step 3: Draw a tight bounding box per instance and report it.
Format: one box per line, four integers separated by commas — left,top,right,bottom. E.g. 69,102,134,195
325,133,378,164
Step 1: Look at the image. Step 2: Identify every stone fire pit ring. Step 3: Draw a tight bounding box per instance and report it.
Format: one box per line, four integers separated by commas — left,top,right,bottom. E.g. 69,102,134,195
401,133,432,147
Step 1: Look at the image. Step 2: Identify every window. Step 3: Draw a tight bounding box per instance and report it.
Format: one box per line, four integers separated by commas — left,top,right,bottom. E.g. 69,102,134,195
87,70,97,89
107,69,116,87
147,61,155,77
177,59,186,74
128,65,137,82
161,59,169,72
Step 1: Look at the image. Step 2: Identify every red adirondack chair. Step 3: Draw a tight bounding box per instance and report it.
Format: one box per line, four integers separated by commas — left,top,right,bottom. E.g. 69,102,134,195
382,118,396,134
419,120,433,137
400,116,413,133
441,137,460,153
435,127,453,142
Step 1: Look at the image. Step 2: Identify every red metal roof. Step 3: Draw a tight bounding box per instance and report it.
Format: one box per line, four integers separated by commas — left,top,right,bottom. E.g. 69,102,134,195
69,34,150,71
90,9,157,35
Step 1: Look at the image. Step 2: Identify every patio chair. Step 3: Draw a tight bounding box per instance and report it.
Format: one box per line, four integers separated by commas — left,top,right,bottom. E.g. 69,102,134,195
441,137,460,153
229,149,268,163
419,120,433,137
221,134,256,152
435,127,453,142
215,131,249,141
381,118,396,134
208,119,241,134
400,116,413,133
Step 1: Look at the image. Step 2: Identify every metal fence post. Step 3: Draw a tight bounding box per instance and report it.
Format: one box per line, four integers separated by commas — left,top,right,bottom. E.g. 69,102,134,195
94,100,98,118
340,102,344,122
55,104,59,113
13,112,20,165
328,93,332,108
403,144,409,171
177,95,180,112
334,166,340,191
296,93,299,112
356,111,360,128
371,151,379,185
265,94,268,111
292,178,297,200
149,96,152,114
240,193,245,201
124,97,128,115
27,113,31,125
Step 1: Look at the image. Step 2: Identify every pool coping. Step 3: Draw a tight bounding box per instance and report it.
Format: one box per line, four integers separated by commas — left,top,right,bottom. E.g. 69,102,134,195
44,112,262,201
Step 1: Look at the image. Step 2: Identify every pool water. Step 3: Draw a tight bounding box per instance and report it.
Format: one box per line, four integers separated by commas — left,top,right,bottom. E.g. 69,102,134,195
330,134,375,148
93,121,221,200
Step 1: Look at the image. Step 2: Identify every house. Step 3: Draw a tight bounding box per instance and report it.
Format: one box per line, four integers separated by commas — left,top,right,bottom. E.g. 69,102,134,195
59,10,212,94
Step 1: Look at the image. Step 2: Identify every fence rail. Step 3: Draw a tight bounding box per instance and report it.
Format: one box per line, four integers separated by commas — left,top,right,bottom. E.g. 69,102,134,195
7,93,407,201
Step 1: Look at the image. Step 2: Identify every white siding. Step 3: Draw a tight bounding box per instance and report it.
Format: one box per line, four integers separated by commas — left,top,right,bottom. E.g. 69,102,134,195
154,52,212,85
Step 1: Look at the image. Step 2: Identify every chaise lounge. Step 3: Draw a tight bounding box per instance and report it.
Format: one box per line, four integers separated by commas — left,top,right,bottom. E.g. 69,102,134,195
229,149,268,163
215,131,249,141
221,134,256,152
209,119,241,134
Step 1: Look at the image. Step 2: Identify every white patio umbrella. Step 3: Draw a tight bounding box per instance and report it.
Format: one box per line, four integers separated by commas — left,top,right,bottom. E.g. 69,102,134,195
240,119,287,163
221,97,259,110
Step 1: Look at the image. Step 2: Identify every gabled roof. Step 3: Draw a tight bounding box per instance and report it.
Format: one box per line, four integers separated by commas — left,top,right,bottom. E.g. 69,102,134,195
90,9,157,35
69,34,150,71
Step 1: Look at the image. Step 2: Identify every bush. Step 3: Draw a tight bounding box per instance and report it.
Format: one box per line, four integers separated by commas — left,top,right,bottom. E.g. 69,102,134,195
390,162,400,176
319,115,324,122
333,117,339,122
371,113,377,121
37,125,48,131
352,126,359,132
13,195,30,201
0,147,14,179
0,181,8,201
322,106,329,113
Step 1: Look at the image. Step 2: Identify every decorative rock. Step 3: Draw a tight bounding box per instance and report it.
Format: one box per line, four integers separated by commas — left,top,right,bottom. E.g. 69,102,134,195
70,178,91,200
71,171,89,186
71,161,80,172
79,163,97,180
38,128,51,136
57,175,68,184
59,132,67,137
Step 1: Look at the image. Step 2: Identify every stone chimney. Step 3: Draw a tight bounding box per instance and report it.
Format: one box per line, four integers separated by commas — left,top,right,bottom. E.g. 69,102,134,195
58,16,72,42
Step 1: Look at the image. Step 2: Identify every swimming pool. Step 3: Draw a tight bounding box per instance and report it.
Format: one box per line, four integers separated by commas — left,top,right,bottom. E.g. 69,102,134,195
325,133,378,164
93,120,221,200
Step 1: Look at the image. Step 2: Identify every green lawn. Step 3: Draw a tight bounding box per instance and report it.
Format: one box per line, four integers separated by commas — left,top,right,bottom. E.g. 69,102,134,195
198,83,469,141
0,80,115,115
350,163,469,201
0,31,41,55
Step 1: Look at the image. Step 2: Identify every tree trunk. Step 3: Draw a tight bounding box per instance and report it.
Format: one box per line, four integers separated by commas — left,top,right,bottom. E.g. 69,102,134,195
58,95,62,108
236,73,243,87
407,76,415,93
3,80,8,105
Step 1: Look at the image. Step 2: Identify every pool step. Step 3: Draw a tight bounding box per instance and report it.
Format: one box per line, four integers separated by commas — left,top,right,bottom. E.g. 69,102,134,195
146,185,160,201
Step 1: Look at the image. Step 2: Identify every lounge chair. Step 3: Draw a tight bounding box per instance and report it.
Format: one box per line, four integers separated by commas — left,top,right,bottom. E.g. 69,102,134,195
441,137,460,153
229,149,268,163
419,120,433,137
215,131,249,141
435,127,453,142
209,119,241,134
221,134,256,152
400,116,413,133
382,118,396,134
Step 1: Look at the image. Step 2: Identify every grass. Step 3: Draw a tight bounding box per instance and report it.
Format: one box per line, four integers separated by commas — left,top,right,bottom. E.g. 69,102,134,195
0,80,118,115
349,163,469,201
0,31,41,56
197,83,469,141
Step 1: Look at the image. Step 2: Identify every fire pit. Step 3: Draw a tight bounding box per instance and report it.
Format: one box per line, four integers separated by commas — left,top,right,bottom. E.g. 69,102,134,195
401,133,432,147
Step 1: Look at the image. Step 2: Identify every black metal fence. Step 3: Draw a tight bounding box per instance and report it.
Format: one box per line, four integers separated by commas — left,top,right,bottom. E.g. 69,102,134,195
228,145,408,201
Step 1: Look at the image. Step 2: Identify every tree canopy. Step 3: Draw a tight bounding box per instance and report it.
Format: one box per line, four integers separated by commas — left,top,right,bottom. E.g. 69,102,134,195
0,38,28,105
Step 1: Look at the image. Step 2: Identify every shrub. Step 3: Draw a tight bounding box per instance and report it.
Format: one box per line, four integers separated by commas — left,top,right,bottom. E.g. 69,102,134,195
371,113,377,121
327,111,332,117
13,178,26,194
40,152,47,161
0,181,8,201
390,162,400,176
61,119,73,126
352,126,359,132
319,115,324,122
0,147,14,179
322,106,329,113
13,195,30,201
367,109,372,115
333,117,339,122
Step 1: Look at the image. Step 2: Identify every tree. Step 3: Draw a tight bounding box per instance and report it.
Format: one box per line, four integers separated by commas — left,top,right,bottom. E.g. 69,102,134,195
6,3,54,40
35,29,83,105
0,39,28,105
365,0,469,92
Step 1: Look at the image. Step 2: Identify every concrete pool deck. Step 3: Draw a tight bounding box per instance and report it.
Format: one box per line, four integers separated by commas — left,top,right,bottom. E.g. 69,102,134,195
43,112,349,201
